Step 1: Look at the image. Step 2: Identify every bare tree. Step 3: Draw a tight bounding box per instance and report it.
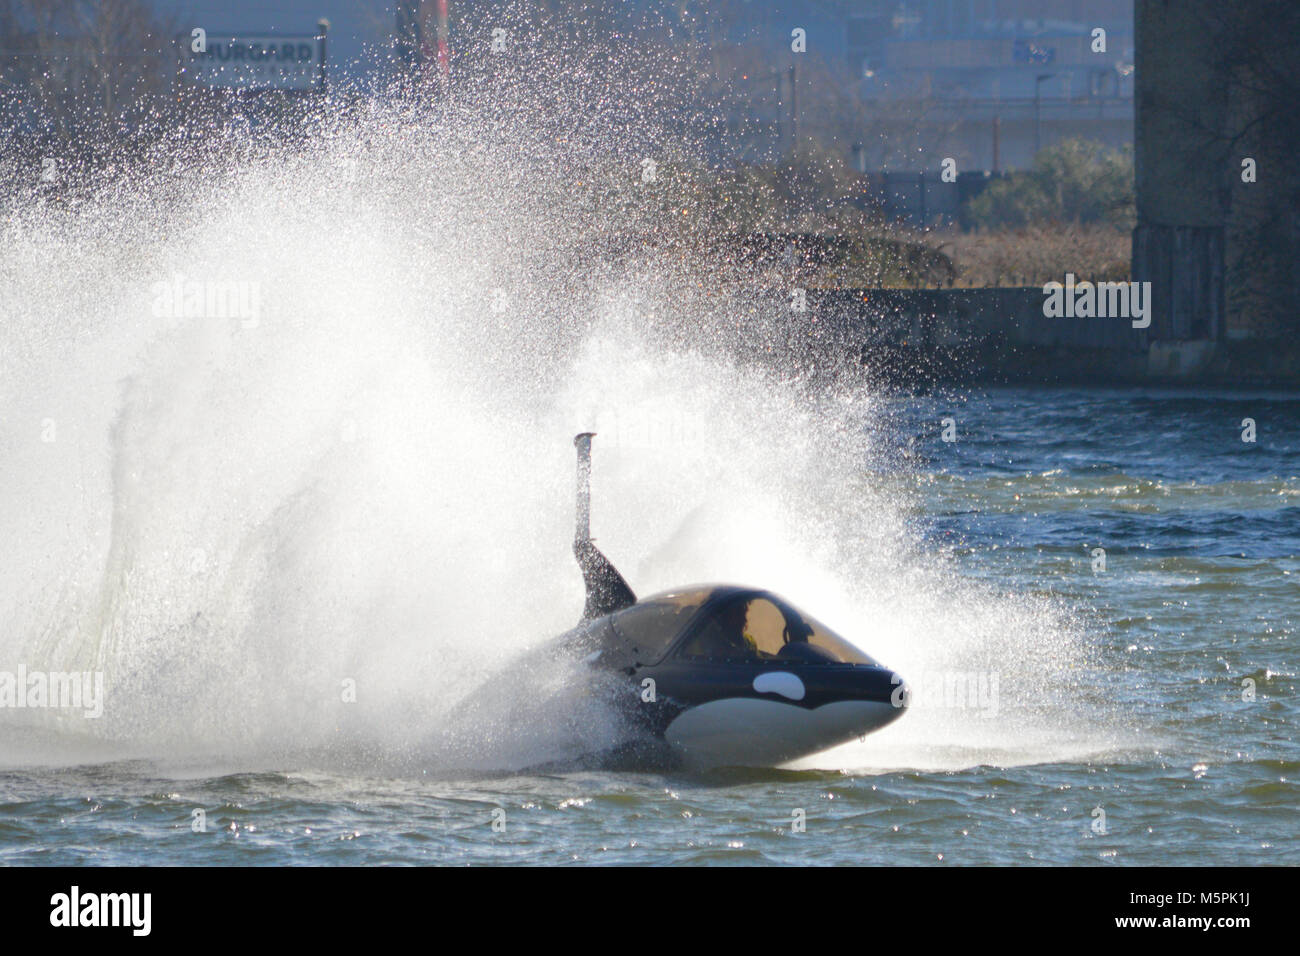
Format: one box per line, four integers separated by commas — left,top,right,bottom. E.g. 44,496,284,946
0,0,175,142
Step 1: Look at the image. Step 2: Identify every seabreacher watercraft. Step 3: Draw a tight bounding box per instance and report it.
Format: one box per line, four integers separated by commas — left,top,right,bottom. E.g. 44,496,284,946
463,434,907,769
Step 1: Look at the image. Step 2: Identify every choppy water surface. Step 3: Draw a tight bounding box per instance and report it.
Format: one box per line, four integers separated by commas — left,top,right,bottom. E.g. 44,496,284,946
1,92,1295,864
2,385,1295,866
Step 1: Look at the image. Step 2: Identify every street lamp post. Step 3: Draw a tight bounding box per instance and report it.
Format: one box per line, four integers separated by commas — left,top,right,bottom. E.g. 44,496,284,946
1034,72,1055,157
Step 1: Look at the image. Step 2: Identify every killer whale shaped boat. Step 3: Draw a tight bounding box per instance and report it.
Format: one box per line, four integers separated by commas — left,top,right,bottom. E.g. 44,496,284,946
462,434,907,769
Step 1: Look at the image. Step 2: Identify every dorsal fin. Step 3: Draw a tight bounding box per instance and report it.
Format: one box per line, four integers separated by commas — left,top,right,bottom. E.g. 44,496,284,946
573,433,636,621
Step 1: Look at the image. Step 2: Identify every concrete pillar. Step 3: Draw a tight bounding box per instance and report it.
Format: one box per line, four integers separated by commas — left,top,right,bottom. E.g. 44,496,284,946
1131,0,1228,343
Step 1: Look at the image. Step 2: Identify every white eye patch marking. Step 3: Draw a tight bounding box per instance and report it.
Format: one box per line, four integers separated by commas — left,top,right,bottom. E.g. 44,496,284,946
753,671,806,701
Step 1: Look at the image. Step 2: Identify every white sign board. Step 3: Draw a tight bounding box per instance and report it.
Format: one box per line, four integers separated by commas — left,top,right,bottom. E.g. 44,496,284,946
185,34,324,91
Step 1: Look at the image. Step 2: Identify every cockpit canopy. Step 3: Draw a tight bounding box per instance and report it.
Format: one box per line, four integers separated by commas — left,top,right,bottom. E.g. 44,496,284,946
606,586,879,668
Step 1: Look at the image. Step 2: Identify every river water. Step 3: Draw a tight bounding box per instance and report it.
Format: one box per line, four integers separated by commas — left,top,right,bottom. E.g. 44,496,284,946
1,106,1295,866
2,381,1294,865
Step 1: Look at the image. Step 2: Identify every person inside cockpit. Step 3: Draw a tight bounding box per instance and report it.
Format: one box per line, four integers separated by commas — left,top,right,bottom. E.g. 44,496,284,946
683,598,757,660
775,609,839,663
681,594,861,664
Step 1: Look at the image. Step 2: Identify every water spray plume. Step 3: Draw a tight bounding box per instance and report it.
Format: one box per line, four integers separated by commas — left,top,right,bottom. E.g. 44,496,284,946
0,12,1113,773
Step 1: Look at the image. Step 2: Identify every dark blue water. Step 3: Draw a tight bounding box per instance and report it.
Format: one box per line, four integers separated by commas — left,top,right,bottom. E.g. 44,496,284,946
3,387,1294,865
